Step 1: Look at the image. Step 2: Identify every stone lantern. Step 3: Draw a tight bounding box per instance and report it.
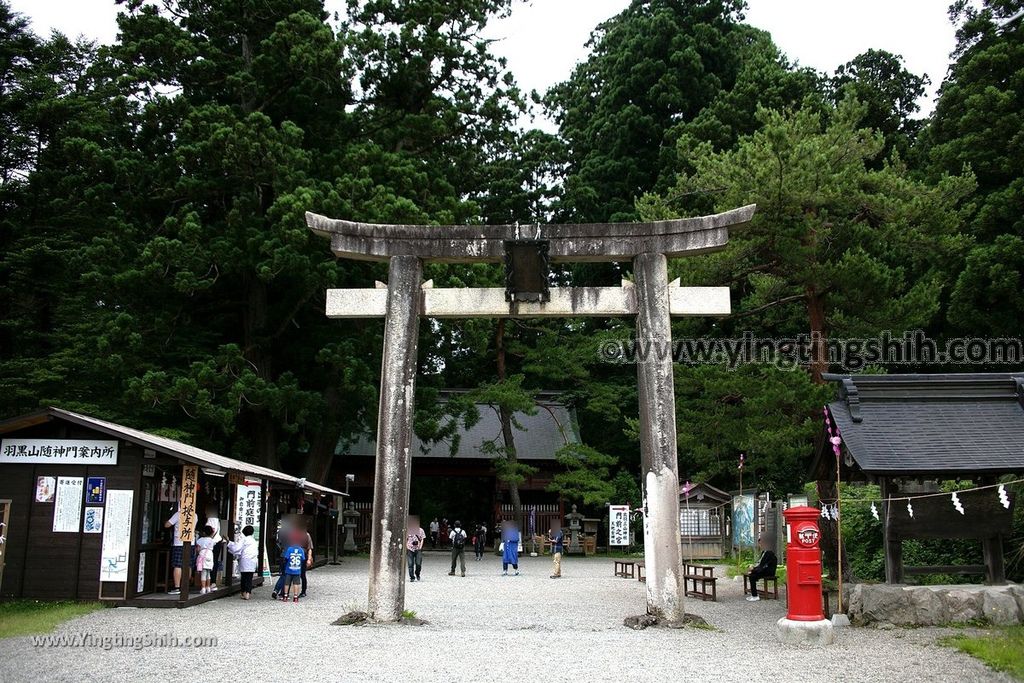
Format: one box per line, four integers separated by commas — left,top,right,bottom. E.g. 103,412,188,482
566,504,585,554
342,503,361,552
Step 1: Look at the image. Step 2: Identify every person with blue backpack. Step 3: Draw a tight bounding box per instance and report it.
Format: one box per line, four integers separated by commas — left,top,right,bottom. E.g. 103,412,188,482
448,521,468,577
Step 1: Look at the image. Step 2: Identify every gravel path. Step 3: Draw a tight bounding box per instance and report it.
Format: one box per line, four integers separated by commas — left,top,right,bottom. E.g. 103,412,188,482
0,554,1009,682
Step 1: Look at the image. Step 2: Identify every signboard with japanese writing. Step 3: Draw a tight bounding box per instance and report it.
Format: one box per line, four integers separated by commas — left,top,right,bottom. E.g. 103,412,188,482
234,480,262,541
1,439,117,465
178,465,198,543
100,490,133,581
609,504,630,546
53,477,83,532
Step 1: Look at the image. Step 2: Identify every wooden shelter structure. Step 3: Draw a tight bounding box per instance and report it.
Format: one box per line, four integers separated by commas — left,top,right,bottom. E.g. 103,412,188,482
678,482,730,560
0,407,343,607
813,373,1024,585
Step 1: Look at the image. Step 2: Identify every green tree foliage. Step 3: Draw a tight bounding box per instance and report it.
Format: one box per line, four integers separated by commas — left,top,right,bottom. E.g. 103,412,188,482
547,443,617,506
0,0,528,480
643,98,974,382
673,365,830,495
828,49,930,163
544,0,752,222
923,0,1024,340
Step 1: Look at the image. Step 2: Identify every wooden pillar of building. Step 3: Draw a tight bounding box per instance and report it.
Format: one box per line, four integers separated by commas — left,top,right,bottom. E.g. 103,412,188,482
633,252,685,622
367,255,422,622
880,477,903,584
982,534,1006,585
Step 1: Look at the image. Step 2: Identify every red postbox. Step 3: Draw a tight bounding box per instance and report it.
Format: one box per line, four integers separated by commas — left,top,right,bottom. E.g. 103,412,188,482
783,506,825,621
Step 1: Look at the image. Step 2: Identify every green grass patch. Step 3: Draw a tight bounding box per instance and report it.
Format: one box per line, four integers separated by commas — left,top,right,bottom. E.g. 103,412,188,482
0,600,105,639
942,626,1024,679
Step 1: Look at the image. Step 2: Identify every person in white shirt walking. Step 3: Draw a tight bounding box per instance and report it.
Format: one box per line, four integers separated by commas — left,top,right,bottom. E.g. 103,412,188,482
429,518,440,549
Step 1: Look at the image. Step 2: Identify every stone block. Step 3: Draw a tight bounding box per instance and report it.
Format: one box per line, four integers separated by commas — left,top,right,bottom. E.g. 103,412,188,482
944,589,982,623
982,590,1023,626
908,587,949,626
857,584,913,625
1007,585,1024,618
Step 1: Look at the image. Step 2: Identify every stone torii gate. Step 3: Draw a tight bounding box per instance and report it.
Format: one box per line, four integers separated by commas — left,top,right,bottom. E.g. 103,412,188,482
307,205,756,622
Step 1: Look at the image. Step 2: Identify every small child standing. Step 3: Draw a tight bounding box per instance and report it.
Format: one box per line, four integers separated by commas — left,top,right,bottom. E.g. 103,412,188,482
195,525,216,595
227,525,259,600
281,538,306,602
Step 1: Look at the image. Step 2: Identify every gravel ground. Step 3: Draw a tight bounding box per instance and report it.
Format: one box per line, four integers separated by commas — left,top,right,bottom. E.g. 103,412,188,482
0,553,1010,683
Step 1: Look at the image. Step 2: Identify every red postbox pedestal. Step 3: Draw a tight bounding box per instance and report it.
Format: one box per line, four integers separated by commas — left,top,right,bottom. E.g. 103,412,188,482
776,506,835,645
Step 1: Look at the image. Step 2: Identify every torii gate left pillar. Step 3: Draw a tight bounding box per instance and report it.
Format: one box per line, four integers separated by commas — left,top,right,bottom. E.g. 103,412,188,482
307,205,755,622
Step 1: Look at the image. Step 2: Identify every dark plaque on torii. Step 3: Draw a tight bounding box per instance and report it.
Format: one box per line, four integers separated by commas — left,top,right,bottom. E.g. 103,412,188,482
307,205,756,622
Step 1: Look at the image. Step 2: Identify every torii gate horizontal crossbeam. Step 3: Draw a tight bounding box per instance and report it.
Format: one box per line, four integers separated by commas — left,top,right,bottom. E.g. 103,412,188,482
325,283,730,318
305,205,755,263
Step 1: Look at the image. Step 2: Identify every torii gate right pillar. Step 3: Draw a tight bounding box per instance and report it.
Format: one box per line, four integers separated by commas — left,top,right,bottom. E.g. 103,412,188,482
634,252,685,621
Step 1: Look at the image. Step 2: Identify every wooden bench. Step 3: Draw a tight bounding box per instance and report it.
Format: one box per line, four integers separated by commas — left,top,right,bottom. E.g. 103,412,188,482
743,572,779,599
613,560,635,578
683,563,717,602
637,561,646,583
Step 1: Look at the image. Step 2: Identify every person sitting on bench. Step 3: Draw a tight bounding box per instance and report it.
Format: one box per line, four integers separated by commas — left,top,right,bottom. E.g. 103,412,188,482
746,535,777,602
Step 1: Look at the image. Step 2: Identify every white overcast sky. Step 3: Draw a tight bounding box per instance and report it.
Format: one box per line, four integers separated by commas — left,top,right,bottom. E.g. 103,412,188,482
11,0,956,124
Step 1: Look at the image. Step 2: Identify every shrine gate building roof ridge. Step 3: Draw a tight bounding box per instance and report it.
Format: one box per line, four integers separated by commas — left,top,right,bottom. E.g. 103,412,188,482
305,204,756,263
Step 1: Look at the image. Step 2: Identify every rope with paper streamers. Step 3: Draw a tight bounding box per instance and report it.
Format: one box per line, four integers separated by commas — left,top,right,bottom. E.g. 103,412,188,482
817,478,1023,521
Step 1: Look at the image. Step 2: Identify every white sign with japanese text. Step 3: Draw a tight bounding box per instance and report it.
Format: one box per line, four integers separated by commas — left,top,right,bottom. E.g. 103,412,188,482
100,490,133,582
53,477,84,532
234,480,262,542
609,505,630,546
1,439,117,465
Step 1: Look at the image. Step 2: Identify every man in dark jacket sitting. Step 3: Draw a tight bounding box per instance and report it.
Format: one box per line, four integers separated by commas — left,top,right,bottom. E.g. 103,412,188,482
746,535,778,602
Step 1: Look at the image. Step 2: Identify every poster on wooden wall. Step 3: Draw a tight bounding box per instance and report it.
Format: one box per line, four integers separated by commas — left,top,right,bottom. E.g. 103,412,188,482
83,506,104,533
86,477,106,505
35,476,55,503
52,476,84,532
99,489,133,582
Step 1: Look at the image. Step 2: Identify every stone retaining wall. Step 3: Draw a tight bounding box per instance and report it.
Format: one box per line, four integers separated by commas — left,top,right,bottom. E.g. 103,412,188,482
848,583,1024,626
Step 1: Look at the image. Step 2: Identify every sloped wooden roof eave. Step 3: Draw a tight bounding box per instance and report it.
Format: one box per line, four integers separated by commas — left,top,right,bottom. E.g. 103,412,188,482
0,407,345,496
816,373,1024,478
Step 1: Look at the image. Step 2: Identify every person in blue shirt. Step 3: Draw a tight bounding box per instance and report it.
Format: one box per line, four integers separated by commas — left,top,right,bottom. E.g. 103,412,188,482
501,521,520,576
281,539,306,602
549,525,564,579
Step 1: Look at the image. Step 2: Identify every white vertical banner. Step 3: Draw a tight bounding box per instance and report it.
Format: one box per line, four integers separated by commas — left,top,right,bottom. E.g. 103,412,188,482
609,505,630,546
53,477,84,532
100,490,133,582
234,480,262,541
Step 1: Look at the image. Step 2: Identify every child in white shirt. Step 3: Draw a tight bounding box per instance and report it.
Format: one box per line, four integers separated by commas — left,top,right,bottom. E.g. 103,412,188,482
194,525,216,594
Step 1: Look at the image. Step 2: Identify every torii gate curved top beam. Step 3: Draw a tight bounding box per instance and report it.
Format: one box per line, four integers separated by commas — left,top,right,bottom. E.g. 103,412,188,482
305,204,756,263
